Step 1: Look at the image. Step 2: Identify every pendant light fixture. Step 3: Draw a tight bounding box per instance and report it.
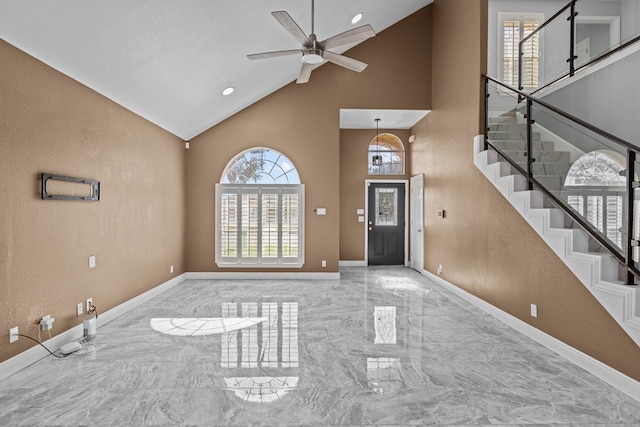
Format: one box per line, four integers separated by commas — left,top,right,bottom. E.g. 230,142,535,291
372,118,382,166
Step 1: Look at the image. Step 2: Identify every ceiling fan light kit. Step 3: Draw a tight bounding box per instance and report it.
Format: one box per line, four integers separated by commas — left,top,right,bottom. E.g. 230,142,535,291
247,0,375,84
302,50,323,65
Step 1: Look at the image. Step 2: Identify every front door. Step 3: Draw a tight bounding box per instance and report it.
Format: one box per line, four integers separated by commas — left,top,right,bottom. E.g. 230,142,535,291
367,182,405,265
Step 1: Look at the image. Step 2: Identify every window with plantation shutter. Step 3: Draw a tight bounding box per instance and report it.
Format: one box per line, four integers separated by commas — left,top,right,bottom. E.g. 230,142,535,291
521,20,540,88
502,20,520,86
564,150,626,250
499,13,543,89
216,148,304,268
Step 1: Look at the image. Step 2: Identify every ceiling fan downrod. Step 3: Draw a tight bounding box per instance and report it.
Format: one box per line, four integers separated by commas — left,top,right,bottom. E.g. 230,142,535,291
302,0,322,65
311,0,315,36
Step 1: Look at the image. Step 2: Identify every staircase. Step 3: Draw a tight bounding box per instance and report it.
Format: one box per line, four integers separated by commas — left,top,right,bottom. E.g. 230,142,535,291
488,113,572,192
474,114,640,347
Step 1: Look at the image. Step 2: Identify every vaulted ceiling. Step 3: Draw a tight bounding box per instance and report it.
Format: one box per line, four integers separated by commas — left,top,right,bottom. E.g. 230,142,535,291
0,1,432,140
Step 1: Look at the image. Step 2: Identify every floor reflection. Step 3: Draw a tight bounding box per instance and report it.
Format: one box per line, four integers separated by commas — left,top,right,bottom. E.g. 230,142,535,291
366,357,403,394
374,306,397,344
224,376,299,403
376,276,431,296
366,272,427,395
149,317,266,336
221,302,298,368
222,301,299,404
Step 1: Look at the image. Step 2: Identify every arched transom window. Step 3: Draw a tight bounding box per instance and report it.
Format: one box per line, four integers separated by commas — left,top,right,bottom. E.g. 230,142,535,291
216,148,304,268
564,150,626,249
222,148,300,184
564,150,626,187
368,133,405,175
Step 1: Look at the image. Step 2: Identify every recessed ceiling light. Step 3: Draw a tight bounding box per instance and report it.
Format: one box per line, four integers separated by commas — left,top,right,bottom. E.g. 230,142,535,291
222,87,234,96
351,13,363,24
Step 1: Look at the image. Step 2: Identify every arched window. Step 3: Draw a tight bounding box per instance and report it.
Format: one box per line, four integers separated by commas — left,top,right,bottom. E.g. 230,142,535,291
564,150,625,187
222,148,300,184
563,150,626,248
216,148,304,268
368,133,405,175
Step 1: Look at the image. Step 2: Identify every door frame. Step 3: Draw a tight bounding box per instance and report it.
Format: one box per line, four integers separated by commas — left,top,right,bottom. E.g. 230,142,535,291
410,174,424,272
364,179,409,266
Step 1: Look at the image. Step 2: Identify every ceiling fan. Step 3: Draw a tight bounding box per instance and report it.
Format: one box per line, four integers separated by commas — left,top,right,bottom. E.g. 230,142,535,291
247,0,376,84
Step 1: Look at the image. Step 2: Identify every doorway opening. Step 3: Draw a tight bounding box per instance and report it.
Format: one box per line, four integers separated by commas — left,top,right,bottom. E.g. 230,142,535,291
575,16,621,67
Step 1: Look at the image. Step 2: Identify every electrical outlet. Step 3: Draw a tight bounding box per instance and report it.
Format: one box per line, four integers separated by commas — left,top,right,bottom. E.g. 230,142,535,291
39,315,55,331
86,298,93,312
321,260,326,268
530,303,538,318
88,255,96,269
9,326,19,343
170,265,174,274
437,265,443,275
77,303,84,316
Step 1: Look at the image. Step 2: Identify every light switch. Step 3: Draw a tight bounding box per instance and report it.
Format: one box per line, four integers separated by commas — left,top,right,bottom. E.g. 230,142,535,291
88,255,96,269
316,208,326,215
356,208,365,215
358,216,365,222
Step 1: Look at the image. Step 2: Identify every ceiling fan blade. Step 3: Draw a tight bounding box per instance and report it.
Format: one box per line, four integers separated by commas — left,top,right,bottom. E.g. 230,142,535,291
320,24,375,50
323,51,368,73
297,62,313,84
247,49,302,60
272,11,311,46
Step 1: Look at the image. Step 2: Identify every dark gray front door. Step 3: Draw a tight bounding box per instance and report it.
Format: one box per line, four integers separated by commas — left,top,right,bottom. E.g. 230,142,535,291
367,182,405,265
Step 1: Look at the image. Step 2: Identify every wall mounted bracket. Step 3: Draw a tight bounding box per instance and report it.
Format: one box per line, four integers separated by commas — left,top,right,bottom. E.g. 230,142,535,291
41,173,100,201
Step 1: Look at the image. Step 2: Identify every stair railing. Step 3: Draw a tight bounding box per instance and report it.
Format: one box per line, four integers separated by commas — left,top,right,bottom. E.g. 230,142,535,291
484,75,640,285
519,0,640,94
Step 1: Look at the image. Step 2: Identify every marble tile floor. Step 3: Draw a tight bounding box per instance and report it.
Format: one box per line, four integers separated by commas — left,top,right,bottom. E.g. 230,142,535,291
2,266,640,426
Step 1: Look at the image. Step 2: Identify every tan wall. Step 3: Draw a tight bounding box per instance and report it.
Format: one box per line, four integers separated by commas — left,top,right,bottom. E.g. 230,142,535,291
410,0,640,381
339,129,411,261
0,40,186,363
186,8,432,272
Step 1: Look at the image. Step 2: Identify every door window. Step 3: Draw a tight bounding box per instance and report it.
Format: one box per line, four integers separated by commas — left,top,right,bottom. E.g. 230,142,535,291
375,188,398,226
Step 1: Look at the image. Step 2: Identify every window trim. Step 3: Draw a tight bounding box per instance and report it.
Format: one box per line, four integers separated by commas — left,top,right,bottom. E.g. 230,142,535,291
215,183,305,268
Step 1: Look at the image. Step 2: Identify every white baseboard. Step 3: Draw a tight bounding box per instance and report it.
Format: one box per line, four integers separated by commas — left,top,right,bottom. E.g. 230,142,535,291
0,323,85,383
339,260,367,267
0,273,186,382
421,269,640,403
186,271,340,280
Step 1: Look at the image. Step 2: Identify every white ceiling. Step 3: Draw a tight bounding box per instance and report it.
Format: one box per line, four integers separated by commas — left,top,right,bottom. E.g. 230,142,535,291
340,109,430,130
0,0,432,140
